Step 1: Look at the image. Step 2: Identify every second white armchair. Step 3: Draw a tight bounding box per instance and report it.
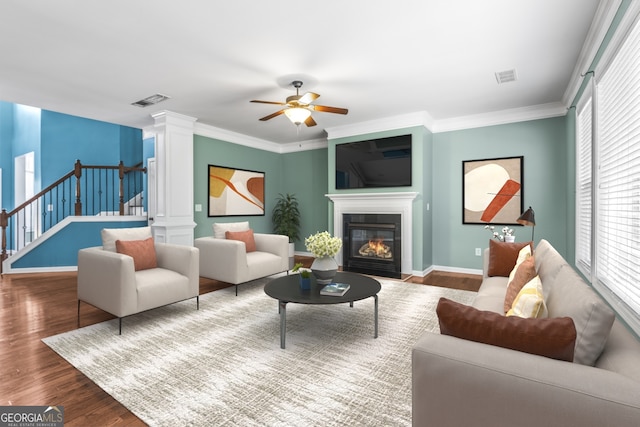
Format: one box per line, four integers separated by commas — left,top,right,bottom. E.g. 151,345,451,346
195,222,289,295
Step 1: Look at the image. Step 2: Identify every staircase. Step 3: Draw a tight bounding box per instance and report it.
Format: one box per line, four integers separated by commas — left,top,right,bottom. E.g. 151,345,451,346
1,160,147,273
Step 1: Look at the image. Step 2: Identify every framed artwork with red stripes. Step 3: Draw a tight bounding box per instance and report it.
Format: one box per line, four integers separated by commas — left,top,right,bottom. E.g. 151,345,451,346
462,156,523,225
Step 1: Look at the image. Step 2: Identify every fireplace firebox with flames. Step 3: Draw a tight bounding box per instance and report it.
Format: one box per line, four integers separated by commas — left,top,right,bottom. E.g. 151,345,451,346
342,214,401,279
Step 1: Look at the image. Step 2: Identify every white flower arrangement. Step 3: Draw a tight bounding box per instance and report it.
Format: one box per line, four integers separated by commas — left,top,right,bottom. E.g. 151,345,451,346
305,231,342,258
484,225,514,241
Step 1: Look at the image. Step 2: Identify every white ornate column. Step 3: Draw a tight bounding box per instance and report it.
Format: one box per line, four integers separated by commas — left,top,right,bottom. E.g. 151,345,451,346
149,111,197,245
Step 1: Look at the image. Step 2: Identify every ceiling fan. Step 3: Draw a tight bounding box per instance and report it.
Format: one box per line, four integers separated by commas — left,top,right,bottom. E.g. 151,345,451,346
250,80,348,127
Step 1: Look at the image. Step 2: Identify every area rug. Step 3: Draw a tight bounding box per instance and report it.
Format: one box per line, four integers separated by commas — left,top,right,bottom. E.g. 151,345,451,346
43,277,475,427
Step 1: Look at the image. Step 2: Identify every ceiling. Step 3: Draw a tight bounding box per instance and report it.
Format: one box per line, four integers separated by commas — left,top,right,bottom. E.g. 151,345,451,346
0,0,608,145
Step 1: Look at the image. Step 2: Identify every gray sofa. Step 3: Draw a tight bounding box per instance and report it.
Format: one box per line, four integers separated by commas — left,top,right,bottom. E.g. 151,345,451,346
412,239,640,426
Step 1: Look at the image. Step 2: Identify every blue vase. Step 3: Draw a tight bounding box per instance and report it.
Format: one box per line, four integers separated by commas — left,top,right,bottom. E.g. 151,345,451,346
299,276,311,290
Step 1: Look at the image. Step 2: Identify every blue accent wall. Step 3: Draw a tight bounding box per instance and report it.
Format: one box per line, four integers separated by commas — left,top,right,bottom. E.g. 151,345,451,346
40,110,141,184
0,102,14,209
0,103,145,266
10,220,148,268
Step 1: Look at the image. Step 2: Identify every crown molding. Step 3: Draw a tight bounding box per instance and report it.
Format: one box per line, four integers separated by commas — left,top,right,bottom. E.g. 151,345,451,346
193,122,283,153
325,111,435,140
431,102,567,133
278,138,328,153
193,122,328,154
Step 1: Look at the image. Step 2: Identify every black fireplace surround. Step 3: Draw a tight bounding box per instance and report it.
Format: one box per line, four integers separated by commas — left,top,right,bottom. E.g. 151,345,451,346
342,213,402,279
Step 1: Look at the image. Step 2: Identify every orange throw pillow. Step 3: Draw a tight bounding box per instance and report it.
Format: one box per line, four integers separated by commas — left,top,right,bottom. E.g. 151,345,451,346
226,229,257,252
487,240,533,277
504,255,537,314
437,297,576,362
115,237,157,271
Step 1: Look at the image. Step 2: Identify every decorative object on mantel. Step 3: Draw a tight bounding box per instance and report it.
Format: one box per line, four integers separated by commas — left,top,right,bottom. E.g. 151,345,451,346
305,231,342,284
484,225,515,242
517,206,536,241
292,263,311,290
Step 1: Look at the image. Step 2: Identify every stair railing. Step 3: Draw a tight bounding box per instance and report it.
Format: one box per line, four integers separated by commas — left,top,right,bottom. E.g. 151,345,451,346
1,160,146,272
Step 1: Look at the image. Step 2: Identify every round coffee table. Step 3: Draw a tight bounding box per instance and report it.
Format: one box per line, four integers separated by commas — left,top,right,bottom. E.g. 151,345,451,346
264,271,381,349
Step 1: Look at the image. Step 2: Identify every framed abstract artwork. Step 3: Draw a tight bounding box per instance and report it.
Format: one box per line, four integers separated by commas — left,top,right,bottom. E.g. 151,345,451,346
462,156,523,225
208,165,265,217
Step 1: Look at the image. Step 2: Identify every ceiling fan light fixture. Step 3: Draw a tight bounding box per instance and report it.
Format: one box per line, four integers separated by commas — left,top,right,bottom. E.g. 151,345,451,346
284,107,311,125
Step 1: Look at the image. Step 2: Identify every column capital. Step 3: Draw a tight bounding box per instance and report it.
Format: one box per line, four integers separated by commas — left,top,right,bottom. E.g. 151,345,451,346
151,110,197,129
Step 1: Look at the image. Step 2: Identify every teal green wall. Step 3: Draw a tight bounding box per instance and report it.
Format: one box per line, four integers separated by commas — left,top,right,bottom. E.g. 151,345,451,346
193,135,281,238
280,148,329,251
421,128,434,270
193,136,330,250
433,117,569,270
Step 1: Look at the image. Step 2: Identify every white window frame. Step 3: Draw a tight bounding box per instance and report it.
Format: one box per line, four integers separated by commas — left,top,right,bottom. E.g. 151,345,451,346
575,80,593,279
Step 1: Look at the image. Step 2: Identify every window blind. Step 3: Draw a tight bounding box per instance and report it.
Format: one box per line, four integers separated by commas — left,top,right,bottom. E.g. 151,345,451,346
596,14,640,318
576,92,592,276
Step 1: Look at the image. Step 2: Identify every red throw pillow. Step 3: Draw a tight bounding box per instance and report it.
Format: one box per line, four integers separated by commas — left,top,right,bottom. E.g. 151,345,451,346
115,237,158,271
487,240,534,277
225,229,257,252
436,297,576,362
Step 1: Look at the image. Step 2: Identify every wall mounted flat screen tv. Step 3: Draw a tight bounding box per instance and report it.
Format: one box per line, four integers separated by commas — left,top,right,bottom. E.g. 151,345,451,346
335,134,412,189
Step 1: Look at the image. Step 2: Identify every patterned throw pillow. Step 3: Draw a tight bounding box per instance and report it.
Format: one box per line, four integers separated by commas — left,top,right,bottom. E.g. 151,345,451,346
115,237,158,271
507,275,547,318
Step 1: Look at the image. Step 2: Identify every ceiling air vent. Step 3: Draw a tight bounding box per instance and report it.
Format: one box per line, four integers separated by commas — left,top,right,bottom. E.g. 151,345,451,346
495,69,518,84
131,93,171,107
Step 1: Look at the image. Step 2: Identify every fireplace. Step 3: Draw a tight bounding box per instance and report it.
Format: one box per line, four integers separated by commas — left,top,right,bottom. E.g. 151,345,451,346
342,214,402,278
327,192,417,276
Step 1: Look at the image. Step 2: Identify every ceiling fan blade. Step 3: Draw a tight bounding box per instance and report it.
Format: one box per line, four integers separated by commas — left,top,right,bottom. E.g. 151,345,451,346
304,115,317,127
298,92,320,105
251,100,287,105
312,105,348,115
259,110,286,121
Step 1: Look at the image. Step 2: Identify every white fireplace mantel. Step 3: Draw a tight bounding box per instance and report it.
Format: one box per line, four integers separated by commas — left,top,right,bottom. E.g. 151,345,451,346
326,192,418,274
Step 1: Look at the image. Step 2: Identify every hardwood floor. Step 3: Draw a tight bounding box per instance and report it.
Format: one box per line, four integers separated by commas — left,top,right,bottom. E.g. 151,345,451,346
0,264,480,426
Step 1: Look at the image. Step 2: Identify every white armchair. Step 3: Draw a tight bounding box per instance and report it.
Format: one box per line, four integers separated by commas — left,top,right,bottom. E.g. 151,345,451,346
194,222,289,295
77,226,199,334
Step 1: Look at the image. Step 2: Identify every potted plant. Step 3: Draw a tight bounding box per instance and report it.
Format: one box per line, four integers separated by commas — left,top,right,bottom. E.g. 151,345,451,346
292,262,311,290
484,225,515,242
272,193,301,267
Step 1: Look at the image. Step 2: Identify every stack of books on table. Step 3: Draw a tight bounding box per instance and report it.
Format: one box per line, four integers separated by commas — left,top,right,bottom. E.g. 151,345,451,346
320,282,350,296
